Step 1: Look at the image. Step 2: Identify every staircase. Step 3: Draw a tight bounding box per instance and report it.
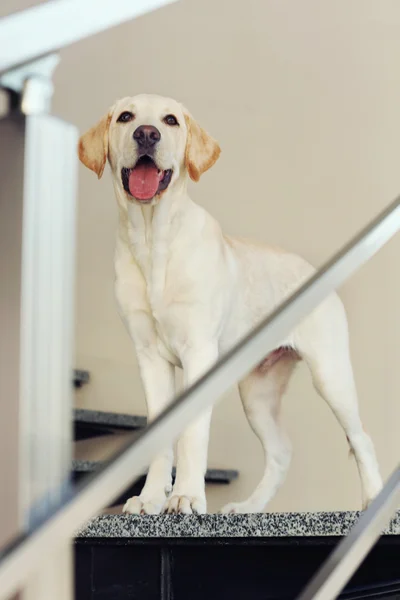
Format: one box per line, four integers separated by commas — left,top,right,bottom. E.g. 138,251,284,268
73,372,400,600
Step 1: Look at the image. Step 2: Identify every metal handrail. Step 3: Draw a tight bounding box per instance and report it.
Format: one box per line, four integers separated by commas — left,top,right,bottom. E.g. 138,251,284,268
0,0,177,75
0,195,399,599
297,466,400,600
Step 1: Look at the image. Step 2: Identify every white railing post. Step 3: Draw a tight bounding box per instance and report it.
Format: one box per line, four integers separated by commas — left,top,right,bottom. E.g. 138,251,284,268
0,57,78,600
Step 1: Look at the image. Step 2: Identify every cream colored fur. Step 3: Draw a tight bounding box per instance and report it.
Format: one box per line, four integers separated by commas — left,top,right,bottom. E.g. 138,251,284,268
79,94,382,514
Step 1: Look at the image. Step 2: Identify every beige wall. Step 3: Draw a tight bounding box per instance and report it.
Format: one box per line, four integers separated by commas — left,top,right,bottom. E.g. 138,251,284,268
51,0,399,512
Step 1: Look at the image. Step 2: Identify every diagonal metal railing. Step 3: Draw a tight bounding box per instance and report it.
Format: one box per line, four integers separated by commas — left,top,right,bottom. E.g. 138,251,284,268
0,194,399,599
0,0,177,75
297,465,400,600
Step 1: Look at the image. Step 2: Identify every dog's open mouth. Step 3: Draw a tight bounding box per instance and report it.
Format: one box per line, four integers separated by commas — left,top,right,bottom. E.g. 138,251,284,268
121,156,172,202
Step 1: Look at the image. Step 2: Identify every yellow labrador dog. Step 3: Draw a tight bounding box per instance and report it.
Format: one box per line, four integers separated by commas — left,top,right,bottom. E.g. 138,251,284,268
79,94,382,515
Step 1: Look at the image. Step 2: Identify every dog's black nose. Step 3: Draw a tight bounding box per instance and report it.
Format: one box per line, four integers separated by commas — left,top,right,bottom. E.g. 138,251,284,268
133,125,161,148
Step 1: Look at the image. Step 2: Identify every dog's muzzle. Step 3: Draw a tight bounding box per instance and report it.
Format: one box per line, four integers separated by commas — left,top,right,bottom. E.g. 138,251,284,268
121,155,172,203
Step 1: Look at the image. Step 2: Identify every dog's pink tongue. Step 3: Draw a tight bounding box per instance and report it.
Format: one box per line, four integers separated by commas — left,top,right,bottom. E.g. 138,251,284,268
129,162,161,201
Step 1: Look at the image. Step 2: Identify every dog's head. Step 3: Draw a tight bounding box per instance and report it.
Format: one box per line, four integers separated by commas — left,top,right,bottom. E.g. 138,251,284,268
78,94,221,205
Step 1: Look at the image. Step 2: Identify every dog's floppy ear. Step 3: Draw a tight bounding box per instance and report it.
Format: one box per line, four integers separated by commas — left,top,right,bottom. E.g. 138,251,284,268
184,111,221,182
78,110,113,179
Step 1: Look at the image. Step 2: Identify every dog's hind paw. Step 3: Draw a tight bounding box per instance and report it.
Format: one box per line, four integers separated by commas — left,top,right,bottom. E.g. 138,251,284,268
219,500,261,514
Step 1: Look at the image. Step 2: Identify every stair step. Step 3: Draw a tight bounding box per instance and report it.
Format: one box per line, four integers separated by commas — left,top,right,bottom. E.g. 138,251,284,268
74,511,400,600
74,408,146,429
72,459,238,484
76,510,400,538
73,408,147,440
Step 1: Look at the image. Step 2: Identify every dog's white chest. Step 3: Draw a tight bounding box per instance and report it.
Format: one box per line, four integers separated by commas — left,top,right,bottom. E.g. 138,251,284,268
144,243,170,314
148,277,182,365
133,232,178,348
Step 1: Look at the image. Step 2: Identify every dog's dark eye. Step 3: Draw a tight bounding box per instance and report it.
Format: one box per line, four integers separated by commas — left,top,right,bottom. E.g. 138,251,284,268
117,111,134,123
163,114,179,126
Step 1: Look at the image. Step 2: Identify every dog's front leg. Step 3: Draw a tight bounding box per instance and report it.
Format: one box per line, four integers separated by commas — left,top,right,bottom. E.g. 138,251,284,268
123,350,175,515
164,343,218,515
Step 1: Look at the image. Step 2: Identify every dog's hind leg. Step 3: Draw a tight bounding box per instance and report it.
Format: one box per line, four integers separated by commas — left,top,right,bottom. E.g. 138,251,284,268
220,353,297,514
296,295,382,508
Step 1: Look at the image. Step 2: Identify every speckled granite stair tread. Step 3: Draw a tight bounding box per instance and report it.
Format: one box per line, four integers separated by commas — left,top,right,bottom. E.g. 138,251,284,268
74,408,146,428
76,510,400,538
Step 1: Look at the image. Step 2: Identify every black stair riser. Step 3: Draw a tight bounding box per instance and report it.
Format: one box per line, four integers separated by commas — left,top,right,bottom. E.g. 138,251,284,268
74,423,120,441
74,536,400,600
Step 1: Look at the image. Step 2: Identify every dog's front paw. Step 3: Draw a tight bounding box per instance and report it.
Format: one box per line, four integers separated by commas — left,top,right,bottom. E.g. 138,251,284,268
123,495,164,515
163,494,206,515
